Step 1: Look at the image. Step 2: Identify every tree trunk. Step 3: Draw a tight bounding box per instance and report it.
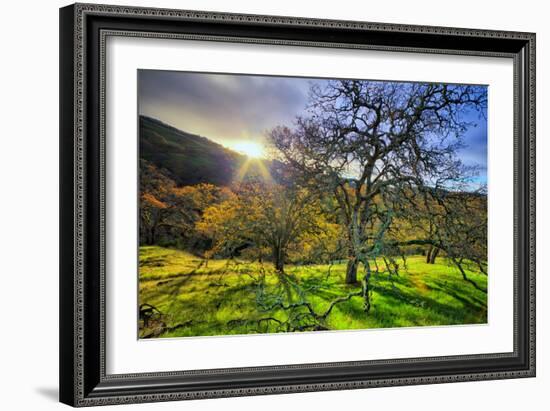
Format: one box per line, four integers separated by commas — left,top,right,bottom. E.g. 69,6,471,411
275,258,284,273
426,246,440,264
145,226,156,245
273,247,285,273
345,254,359,284
428,247,440,264
425,245,432,263
363,261,372,313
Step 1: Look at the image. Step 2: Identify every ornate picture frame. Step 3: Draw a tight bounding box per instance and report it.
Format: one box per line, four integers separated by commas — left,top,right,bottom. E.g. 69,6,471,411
59,3,535,407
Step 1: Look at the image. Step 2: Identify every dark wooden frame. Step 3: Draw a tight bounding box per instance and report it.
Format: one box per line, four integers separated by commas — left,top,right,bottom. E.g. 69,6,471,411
60,3,536,407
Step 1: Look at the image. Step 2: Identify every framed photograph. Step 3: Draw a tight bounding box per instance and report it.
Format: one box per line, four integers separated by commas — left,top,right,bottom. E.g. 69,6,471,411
59,3,536,407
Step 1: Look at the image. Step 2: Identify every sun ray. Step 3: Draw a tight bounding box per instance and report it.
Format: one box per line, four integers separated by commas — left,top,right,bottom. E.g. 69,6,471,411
233,157,273,183
233,157,253,182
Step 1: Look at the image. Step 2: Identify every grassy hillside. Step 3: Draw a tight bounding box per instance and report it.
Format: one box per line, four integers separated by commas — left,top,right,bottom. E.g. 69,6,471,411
139,246,488,338
140,115,246,186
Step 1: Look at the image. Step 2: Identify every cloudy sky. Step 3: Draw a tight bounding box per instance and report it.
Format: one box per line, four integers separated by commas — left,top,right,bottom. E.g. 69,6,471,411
138,70,487,183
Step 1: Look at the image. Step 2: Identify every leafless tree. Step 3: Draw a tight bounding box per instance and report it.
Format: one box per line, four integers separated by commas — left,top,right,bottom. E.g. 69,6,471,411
269,80,487,309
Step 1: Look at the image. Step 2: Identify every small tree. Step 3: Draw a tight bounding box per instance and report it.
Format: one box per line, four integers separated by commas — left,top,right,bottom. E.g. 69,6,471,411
197,181,323,272
140,192,169,245
140,159,230,247
139,160,176,245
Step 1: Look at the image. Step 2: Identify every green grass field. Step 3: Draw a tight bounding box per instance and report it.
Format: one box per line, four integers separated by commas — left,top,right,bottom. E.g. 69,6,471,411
139,246,487,338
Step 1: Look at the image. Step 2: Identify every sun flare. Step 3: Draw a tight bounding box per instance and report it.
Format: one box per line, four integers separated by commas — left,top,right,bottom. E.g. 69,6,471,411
232,141,265,158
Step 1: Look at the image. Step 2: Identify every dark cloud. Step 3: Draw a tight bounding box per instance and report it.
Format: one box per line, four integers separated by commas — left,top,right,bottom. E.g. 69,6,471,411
138,70,312,145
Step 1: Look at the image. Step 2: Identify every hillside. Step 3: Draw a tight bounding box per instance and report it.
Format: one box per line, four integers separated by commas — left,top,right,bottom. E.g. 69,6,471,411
139,115,247,186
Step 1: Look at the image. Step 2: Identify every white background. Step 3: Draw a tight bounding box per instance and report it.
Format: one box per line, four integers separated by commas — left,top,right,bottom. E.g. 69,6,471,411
0,0,546,410
107,37,513,374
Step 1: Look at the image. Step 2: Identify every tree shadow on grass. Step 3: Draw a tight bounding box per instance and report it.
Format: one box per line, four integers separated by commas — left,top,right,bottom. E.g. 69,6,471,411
139,256,168,267
424,277,487,308
371,278,487,325
146,261,488,337
294,272,486,327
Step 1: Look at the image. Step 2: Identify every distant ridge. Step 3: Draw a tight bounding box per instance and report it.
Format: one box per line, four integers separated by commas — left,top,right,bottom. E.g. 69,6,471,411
140,115,248,186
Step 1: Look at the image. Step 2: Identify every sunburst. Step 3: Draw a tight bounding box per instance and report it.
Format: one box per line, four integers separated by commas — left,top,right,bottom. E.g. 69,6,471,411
232,141,265,159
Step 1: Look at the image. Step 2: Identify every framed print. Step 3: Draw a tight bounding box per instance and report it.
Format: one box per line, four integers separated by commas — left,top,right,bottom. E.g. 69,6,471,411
59,3,536,407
